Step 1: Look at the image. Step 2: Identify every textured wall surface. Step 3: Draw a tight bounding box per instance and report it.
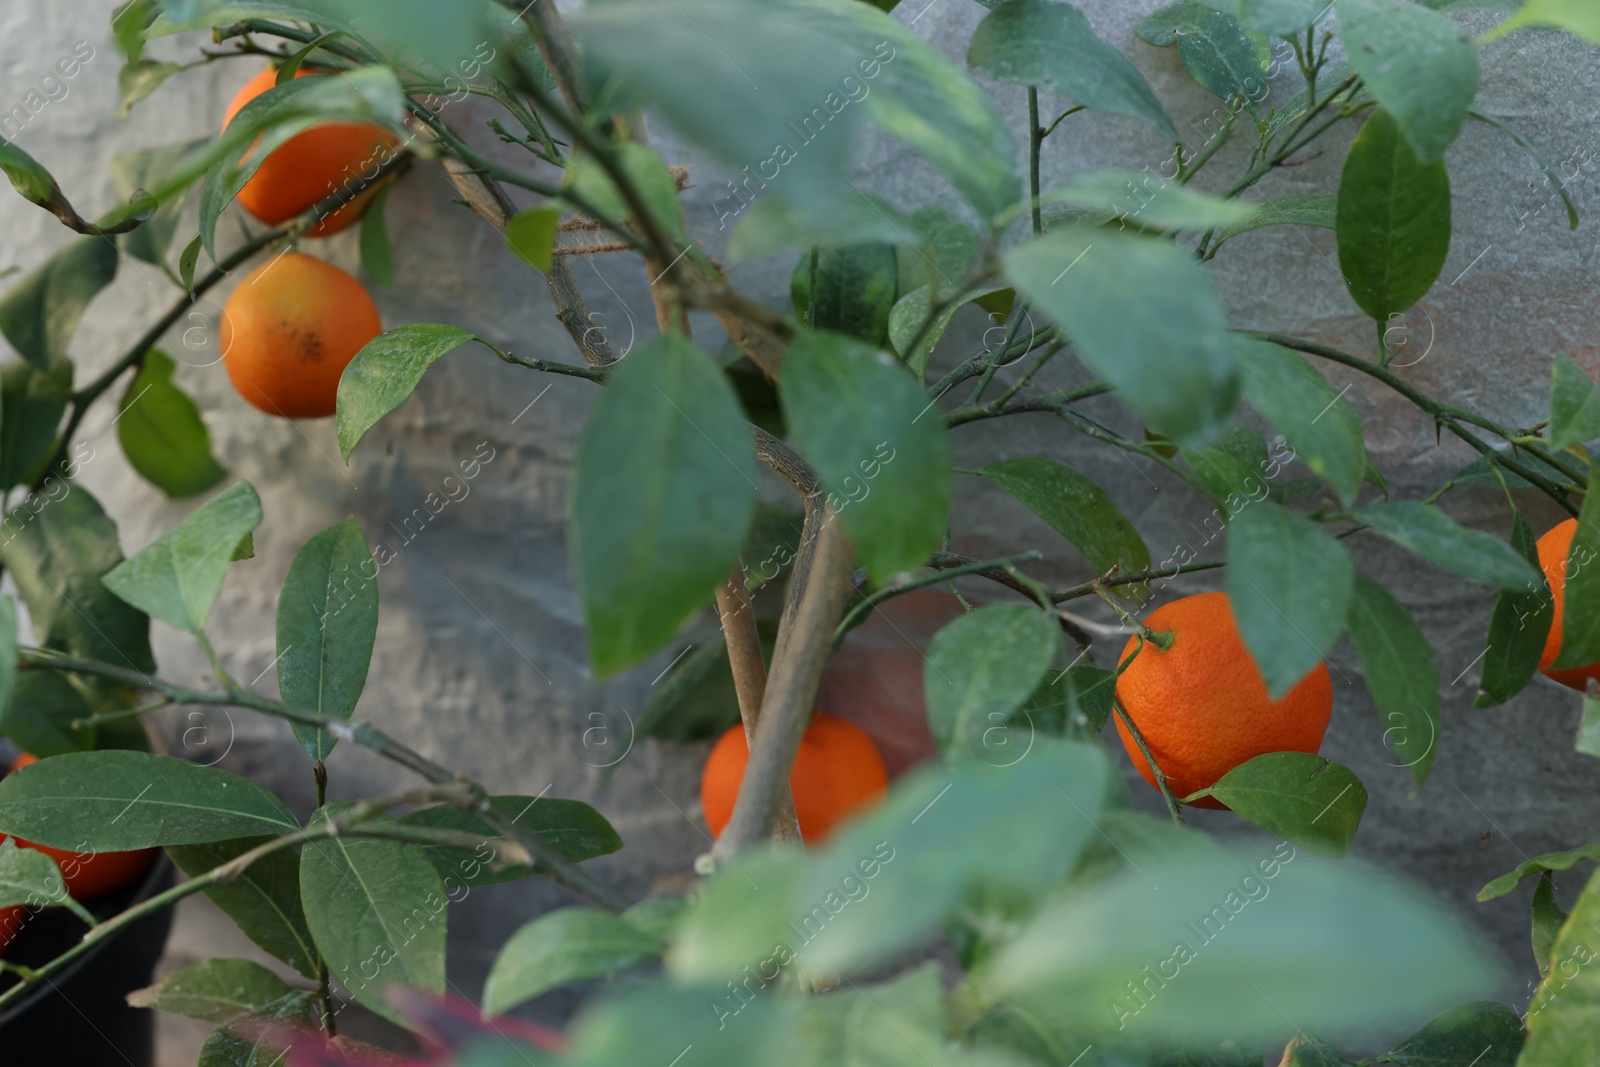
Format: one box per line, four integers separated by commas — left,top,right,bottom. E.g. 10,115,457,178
3,1,1599,1060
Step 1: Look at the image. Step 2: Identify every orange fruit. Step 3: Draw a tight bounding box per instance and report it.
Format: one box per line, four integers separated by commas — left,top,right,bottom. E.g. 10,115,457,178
220,253,382,418
223,66,397,236
1536,518,1599,691
701,712,888,843
4,754,158,902
1113,592,1333,809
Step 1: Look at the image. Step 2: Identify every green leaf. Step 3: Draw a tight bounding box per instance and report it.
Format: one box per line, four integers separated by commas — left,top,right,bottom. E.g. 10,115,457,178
572,333,757,675
1578,695,1600,759
1019,663,1117,739
0,836,70,909
0,750,297,849
1556,483,1600,669
902,207,980,297
1478,841,1600,901
1005,228,1238,446
779,330,951,581
1235,338,1367,506
1226,503,1354,698
336,324,478,460
1184,426,1273,508
1,672,95,757
1194,0,1330,35
483,907,664,1015
1337,109,1452,323
1473,510,1552,708
0,133,58,206
0,353,72,490
102,480,263,633
985,848,1496,1045
0,238,119,370
178,234,204,293
0,596,15,732
923,605,1061,758
300,807,445,1023
790,243,897,347
0,484,155,671
1523,866,1600,1062
167,836,318,979
886,284,1009,378
397,795,623,888
1347,574,1439,788
113,142,199,264
1532,874,1567,978
194,991,314,1067
116,350,228,498
623,896,687,941
505,205,560,274
1386,1001,1524,1067
1548,352,1600,449
1035,169,1257,231
977,458,1151,595
358,184,393,285
1213,194,1337,249
1339,0,1478,163
1482,0,1600,43
967,0,1179,141
127,959,294,1025
1192,752,1367,856
564,982,782,1067
727,190,912,261
1135,2,1272,111
1354,501,1540,592
276,518,377,761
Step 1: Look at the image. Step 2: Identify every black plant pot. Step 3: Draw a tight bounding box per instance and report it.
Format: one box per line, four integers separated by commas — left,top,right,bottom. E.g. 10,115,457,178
0,857,175,1066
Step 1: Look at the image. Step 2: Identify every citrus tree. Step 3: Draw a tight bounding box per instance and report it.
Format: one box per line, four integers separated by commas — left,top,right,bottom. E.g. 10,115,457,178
0,0,1598,1064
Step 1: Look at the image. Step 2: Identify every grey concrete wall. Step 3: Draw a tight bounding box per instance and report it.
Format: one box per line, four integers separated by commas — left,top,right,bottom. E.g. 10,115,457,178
3,0,1599,1056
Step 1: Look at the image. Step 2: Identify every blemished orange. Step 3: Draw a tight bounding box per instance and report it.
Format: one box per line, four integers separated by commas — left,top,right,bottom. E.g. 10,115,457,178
701,712,888,843
1113,592,1334,809
222,66,397,237
220,253,382,418
4,754,158,902
1536,518,1600,691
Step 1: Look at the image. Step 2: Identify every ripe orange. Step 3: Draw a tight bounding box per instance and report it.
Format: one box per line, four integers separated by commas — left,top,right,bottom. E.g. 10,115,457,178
4,754,158,901
1536,518,1600,691
701,712,888,843
1113,592,1333,808
220,253,382,418
222,66,397,236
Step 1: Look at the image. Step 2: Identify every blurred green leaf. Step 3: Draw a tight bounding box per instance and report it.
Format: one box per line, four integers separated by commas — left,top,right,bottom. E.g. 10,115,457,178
984,848,1496,1045
1006,228,1238,445
1473,511,1552,708
1036,170,1257,231
337,323,479,460
1236,338,1366,507
0,238,118,370
779,330,951,581
301,806,445,1023
1354,501,1541,592
728,192,912,261
0,485,155,671
1346,574,1439,787
113,142,200,262
103,480,263,634
484,907,663,1014
1194,0,1329,34
1385,1001,1523,1067
1214,194,1336,249
1339,0,1478,163
1019,663,1117,739
168,836,318,978
1482,0,1600,43
0,750,297,849
359,184,394,285
1555,482,1600,669
0,353,71,491
1523,866,1600,1063
505,205,560,274
1,672,95,758
566,143,685,242
573,333,757,675
1479,841,1600,901
116,350,228,498
277,517,377,761
978,458,1151,596
0,836,70,910
1191,753,1367,856
1548,352,1600,449
1226,502,1353,698
1337,109,1452,323
790,243,897,347
968,0,1178,141
0,138,56,207
1531,874,1567,978
118,59,184,118
194,992,313,1067
923,604,1060,757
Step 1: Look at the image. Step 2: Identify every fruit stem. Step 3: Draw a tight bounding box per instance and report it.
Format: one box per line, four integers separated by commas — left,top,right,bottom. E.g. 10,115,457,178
1113,700,1186,826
